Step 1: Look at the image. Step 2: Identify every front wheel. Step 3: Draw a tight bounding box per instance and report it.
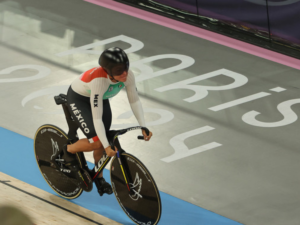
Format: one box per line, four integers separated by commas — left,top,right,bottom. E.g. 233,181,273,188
110,153,162,225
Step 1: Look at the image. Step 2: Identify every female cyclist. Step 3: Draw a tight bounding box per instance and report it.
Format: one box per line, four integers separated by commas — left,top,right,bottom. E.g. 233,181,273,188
62,47,152,196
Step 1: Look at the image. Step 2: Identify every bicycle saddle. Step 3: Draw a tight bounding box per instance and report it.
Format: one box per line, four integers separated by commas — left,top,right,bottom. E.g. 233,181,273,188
54,94,67,105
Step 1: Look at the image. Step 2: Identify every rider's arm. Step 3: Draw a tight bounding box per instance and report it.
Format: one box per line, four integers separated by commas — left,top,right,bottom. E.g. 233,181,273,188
125,70,146,127
90,78,110,149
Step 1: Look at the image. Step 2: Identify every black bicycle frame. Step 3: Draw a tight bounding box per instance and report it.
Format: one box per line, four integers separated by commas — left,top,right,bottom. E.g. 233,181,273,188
56,94,149,191
90,126,149,191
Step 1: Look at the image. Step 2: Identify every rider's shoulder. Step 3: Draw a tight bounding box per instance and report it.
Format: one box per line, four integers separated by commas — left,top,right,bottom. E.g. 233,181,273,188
88,66,107,77
82,67,109,82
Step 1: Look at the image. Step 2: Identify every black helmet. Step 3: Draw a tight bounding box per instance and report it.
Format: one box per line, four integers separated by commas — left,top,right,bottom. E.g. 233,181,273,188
99,47,129,76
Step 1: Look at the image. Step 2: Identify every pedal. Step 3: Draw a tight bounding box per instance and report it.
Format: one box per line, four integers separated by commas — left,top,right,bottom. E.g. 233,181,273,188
98,189,104,196
95,177,113,196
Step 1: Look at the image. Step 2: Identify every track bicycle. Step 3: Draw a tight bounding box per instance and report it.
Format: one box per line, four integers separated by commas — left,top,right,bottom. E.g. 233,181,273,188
34,93,162,225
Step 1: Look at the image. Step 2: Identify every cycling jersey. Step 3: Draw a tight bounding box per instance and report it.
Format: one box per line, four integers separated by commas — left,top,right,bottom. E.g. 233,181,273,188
69,66,146,148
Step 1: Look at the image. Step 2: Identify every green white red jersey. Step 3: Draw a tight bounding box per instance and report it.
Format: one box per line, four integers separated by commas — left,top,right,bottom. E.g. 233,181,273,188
71,66,146,148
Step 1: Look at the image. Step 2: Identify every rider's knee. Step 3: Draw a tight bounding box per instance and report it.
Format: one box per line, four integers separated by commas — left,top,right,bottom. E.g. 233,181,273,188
90,140,103,150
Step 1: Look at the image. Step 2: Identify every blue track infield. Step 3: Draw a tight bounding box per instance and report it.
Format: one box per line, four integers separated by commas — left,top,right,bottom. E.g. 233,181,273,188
0,127,243,225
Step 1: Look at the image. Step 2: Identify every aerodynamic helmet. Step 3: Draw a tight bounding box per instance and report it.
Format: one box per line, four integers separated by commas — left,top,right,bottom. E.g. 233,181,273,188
99,47,129,77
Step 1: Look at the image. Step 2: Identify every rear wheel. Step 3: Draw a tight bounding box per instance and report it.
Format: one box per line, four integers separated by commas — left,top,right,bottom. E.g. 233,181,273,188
34,124,83,199
110,153,161,225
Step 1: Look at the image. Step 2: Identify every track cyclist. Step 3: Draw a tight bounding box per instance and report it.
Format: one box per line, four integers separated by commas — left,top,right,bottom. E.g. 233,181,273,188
61,47,152,196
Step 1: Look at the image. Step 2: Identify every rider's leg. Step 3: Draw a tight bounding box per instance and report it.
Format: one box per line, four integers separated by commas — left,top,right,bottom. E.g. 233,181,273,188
67,138,101,153
90,142,113,196
67,138,112,195
66,88,112,195
67,139,105,178
93,146,113,196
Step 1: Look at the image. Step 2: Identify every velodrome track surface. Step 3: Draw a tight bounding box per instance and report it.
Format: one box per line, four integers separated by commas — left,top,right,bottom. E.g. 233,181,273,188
0,127,241,225
1,0,300,224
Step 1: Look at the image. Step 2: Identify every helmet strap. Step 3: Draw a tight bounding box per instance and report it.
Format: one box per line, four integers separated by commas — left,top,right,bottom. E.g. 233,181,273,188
103,67,118,82
109,75,118,82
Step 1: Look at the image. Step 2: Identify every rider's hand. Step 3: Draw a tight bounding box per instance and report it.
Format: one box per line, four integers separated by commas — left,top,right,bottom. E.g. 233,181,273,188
105,146,117,157
142,130,153,141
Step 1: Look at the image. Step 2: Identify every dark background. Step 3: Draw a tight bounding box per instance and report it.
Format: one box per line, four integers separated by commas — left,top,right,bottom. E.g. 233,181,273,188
117,0,300,59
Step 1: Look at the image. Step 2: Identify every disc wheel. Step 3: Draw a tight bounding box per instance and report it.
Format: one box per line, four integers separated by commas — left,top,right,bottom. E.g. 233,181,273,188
34,124,83,199
110,153,161,225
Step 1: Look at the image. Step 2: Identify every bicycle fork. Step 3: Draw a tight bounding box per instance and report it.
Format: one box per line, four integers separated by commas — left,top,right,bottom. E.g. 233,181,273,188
116,151,132,193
